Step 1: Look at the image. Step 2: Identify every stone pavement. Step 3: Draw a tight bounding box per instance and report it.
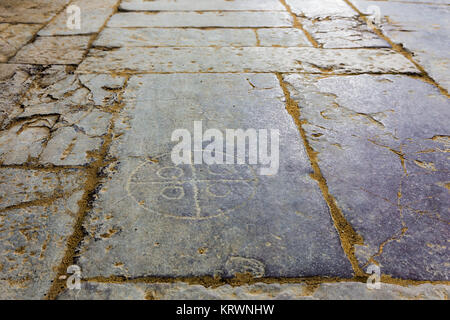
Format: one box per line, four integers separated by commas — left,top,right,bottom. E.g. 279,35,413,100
0,0,448,300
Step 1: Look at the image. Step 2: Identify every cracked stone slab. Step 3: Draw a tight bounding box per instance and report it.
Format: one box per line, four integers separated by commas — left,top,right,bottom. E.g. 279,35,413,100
286,0,357,19
77,73,353,279
0,64,43,129
301,17,390,48
0,0,70,23
58,281,450,300
77,47,418,74
107,12,293,28
283,74,450,281
352,0,450,91
0,65,115,166
38,0,119,36
0,23,42,62
0,168,86,299
10,36,91,65
119,0,286,11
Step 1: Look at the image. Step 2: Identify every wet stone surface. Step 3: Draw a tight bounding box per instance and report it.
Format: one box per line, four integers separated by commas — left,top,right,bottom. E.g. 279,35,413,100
77,73,353,279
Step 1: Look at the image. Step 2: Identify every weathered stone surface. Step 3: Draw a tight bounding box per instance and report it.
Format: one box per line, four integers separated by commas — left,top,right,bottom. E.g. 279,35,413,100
286,0,357,19
39,126,104,166
77,47,418,74
0,116,57,165
0,0,70,23
301,18,390,48
0,23,42,62
120,0,285,11
38,0,118,36
107,12,293,28
94,27,313,48
0,65,114,166
11,36,91,65
77,73,352,279
0,64,43,129
57,281,450,300
257,28,311,47
0,169,86,299
283,74,450,280
352,0,450,91
94,28,258,47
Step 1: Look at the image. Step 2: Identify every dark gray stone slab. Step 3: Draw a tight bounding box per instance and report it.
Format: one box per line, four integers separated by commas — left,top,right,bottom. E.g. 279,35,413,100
77,73,353,278
283,74,450,280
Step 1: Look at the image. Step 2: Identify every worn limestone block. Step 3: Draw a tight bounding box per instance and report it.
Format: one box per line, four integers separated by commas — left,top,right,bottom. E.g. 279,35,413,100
0,0,70,24
0,168,86,299
94,28,258,48
283,74,450,280
352,0,450,91
301,18,390,48
77,73,353,279
119,0,286,11
11,36,91,65
107,12,293,28
77,47,418,74
286,0,357,19
38,0,119,36
0,23,42,62
57,281,450,300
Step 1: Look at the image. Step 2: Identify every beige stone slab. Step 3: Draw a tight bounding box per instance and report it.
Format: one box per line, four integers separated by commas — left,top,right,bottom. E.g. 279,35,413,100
10,36,91,65
120,0,286,11
77,47,419,74
107,12,293,27
94,28,257,47
0,23,42,62
0,0,70,23
38,0,119,36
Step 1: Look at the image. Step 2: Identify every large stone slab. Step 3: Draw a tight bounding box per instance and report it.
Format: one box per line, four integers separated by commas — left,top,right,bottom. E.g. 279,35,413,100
0,0,70,23
77,73,353,279
0,23,42,62
94,27,312,48
0,168,86,299
107,12,293,27
57,281,450,300
301,18,390,48
94,28,258,47
286,0,357,19
10,36,91,65
38,0,119,36
77,47,418,74
352,0,450,91
119,0,286,11
283,74,450,281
